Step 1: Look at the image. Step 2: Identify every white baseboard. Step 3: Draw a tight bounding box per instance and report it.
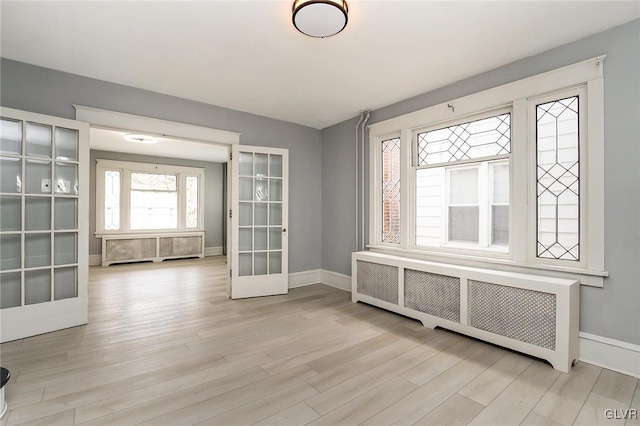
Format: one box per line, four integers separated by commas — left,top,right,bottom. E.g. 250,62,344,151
579,332,640,378
288,270,321,288
89,254,101,266
319,270,351,292
204,246,224,257
286,269,351,291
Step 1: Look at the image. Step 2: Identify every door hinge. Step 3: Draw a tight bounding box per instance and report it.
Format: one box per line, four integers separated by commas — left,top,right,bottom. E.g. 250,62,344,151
229,209,232,218
229,152,233,161
229,269,232,278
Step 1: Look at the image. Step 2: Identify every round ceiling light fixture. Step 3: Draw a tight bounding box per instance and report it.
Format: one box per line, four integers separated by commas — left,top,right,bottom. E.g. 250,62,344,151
124,134,158,144
292,0,348,38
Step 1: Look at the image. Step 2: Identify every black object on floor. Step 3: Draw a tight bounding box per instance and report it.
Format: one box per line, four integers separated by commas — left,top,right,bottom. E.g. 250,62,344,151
0,368,9,389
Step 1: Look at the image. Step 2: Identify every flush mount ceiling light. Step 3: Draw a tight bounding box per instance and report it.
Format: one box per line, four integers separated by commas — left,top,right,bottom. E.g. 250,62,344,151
292,0,348,38
124,134,158,144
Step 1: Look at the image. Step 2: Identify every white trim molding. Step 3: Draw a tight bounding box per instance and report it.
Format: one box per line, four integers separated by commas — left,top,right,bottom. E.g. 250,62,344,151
288,270,321,288
204,247,224,257
319,270,351,292
95,159,205,235
579,332,640,378
287,270,350,291
367,55,607,287
74,105,240,145
89,255,101,267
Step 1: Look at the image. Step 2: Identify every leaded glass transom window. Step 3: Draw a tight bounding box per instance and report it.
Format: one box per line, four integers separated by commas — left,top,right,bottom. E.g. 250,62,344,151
382,137,400,244
536,96,580,261
104,170,120,231
417,113,511,166
186,176,199,229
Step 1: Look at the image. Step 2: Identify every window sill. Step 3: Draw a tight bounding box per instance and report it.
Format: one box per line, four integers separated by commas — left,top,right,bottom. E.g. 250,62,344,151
366,245,607,287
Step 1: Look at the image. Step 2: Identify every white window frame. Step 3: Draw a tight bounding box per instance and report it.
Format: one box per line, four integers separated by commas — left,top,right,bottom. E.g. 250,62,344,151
368,55,606,287
95,159,205,235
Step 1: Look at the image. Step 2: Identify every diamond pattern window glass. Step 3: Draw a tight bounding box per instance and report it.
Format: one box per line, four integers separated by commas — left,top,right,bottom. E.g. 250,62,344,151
130,173,177,191
185,176,198,229
104,170,120,231
417,113,510,166
536,96,579,261
382,137,400,244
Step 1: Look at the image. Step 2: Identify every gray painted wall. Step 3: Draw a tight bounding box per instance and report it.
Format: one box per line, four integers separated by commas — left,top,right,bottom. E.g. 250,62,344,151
88,150,225,256
321,19,640,345
0,58,323,273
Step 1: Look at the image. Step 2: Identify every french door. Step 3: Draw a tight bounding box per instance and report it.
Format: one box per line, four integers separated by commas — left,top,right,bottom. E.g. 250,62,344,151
228,145,288,299
0,107,89,342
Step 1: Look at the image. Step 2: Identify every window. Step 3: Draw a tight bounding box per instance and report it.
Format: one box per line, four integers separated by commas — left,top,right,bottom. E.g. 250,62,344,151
130,173,178,230
535,96,580,261
414,111,511,251
381,137,401,244
368,56,605,285
96,160,204,233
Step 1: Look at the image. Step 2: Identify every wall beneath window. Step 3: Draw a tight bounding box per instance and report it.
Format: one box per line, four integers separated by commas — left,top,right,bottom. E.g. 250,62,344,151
321,19,640,345
88,150,224,256
0,58,323,273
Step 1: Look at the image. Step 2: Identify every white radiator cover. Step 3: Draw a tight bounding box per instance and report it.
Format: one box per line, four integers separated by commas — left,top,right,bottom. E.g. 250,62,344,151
101,232,205,266
352,251,579,372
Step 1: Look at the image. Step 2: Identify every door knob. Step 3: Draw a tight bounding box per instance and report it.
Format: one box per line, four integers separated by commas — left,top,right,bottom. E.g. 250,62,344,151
282,228,287,233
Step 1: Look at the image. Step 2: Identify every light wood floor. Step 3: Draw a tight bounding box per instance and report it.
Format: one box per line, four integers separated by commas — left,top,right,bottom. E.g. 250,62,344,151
1,257,638,426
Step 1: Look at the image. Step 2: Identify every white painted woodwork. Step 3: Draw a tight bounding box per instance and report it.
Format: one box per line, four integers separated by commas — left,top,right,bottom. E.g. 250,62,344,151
368,56,607,286
228,145,289,299
0,107,89,343
100,232,205,266
95,159,205,235
351,251,580,372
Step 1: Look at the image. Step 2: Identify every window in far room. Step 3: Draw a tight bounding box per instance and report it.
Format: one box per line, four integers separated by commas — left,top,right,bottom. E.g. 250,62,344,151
96,160,204,234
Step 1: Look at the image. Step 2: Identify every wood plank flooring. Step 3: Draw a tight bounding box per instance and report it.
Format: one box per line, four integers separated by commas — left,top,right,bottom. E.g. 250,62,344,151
1,257,638,425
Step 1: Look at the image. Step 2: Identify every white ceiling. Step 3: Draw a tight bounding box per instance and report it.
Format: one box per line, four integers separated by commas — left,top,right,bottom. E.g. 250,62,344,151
2,1,639,129
90,128,229,163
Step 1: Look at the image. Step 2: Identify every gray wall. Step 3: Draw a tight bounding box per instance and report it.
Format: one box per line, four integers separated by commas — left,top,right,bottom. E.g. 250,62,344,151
88,150,225,256
0,58,323,273
321,19,640,345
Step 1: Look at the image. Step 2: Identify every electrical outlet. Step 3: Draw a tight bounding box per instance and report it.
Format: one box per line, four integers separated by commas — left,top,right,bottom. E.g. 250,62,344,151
41,179,51,193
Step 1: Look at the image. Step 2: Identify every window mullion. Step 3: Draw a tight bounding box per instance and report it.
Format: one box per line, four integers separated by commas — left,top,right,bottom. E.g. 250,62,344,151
178,173,186,231
96,165,104,233
122,169,131,232
478,162,489,248
400,128,412,249
511,98,529,263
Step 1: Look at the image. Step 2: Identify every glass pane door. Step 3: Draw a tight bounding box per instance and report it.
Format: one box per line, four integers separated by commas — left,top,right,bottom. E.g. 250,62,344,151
230,145,288,299
0,107,88,343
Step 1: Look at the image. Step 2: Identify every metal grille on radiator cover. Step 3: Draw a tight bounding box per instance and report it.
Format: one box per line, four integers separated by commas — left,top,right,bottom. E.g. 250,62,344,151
356,261,398,304
404,269,460,322
468,280,556,350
